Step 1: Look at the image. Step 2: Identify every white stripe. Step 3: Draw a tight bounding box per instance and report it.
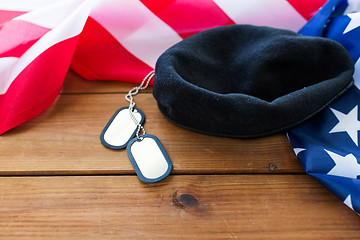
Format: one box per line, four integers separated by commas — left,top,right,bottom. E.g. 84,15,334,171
0,0,96,94
14,0,94,29
0,57,19,90
0,0,55,11
90,0,182,68
212,0,306,31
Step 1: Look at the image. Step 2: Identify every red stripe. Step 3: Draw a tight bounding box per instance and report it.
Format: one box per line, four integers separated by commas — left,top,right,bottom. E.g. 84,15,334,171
140,0,235,39
286,0,327,20
70,17,153,84
0,36,79,135
0,20,50,58
0,10,26,24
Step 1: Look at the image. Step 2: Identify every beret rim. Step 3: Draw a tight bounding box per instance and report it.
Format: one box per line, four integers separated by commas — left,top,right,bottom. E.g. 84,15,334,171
155,79,354,138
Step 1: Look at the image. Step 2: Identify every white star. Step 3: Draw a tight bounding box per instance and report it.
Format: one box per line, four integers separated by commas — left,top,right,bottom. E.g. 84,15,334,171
329,106,360,146
325,149,360,179
343,12,360,34
293,148,306,156
353,58,360,89
345,0,360,15
344,194,354,211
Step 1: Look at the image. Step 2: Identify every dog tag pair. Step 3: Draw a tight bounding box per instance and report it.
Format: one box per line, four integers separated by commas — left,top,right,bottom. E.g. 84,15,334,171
100,107,172,183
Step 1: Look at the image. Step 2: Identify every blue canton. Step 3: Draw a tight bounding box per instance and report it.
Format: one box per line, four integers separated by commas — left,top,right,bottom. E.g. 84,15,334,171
288,0,360,214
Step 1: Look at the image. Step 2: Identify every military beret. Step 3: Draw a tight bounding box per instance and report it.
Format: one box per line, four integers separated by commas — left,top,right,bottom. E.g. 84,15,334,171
153,25,354,138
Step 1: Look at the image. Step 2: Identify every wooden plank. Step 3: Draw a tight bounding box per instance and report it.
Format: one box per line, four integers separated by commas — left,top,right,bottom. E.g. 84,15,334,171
0,93,301,175
61,69,152,93
0,175,358,239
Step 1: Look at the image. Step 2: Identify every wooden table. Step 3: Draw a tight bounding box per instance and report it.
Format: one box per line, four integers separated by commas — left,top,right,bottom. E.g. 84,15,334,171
0,70,359,239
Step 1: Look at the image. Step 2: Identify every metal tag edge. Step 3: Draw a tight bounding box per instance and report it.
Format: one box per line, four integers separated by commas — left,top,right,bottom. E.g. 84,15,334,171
100,107,145,150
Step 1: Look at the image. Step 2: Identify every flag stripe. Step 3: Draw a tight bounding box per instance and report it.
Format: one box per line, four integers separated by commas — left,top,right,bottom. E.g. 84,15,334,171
0,10,25,24
212,0,307,31
0,0,54,11
140,0,235,38
0,0,92,94
14,0,92,29
286,0,327,20
0,57,18,88
0,20,50,58
0,36,79,135
71,17,153,83
90,0,182,68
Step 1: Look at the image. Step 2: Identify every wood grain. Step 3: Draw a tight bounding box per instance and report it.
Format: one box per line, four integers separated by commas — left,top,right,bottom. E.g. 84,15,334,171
0,175,358,240
0,93,301,175
0,70,357,238
61,69,152,94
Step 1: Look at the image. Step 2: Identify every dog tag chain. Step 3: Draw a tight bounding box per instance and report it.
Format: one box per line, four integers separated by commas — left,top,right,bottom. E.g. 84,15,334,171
101,71,172,183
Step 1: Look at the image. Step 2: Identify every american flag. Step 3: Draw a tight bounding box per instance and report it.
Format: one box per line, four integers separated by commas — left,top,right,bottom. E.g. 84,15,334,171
288,0,360,215
0,0,325,135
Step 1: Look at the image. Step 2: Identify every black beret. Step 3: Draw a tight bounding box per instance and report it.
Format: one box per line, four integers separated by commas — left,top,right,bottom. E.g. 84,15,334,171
153,25,354,138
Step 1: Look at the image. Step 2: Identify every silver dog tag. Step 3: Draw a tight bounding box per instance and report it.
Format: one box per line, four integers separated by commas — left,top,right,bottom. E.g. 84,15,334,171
100,107,145,149
127,134,172,183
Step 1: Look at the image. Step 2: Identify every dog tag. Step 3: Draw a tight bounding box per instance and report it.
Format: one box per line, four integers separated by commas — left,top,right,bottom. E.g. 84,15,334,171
100,107,145,149
127,134,172,183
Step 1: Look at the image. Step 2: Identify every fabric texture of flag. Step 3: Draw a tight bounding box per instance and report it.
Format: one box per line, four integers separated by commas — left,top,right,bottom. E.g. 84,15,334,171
288,0,360,215
0,0,326,135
